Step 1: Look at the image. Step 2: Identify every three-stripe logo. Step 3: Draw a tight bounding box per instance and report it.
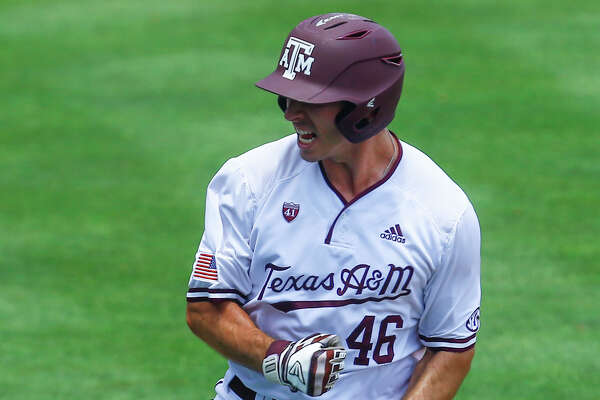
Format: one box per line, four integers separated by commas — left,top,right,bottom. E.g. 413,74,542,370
379,224,406,243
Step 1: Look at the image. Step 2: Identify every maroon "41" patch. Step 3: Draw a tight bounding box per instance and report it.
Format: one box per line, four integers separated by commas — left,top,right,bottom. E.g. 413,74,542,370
282,202,300,222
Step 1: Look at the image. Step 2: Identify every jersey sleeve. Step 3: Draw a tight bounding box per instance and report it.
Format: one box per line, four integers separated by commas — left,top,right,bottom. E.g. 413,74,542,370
187,158,256,305
418,203,481,351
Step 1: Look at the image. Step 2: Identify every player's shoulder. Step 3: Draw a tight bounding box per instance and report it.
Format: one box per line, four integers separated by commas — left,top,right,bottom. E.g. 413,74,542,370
394,140,477,233
219,134,308,197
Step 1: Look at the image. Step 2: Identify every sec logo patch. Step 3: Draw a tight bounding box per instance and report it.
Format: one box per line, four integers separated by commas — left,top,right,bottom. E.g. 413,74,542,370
282,202,300,222
466,307,480,332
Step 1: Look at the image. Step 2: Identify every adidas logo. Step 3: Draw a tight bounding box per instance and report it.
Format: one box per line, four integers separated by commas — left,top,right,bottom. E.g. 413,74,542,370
379,224,406,243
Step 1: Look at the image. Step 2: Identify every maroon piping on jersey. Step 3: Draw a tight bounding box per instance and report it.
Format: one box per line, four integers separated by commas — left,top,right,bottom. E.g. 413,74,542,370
418,333,477,352
424,343,476,353
419,333,477,344
186,287,246,305
270,289,411,313
322,132,403,244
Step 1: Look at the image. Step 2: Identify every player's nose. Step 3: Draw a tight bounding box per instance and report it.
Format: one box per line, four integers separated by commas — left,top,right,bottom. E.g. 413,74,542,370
284,99,306,122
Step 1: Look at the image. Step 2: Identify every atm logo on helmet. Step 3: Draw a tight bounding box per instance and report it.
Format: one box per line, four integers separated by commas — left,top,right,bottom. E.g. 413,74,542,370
279,36,315,80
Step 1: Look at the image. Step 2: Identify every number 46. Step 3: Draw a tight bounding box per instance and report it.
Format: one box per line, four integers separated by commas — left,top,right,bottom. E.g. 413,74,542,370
346,315,404,365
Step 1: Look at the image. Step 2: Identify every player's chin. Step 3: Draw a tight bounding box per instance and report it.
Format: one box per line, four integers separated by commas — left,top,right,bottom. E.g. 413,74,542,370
298,147,320,163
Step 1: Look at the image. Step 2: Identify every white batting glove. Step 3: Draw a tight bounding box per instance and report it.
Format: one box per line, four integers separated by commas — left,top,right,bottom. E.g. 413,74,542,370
262,334,346,397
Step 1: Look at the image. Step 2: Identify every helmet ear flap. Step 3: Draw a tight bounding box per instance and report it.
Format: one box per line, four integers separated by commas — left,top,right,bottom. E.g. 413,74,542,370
336,103,381,143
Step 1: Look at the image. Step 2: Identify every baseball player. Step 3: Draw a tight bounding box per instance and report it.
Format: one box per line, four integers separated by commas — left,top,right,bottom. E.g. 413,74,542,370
186,13,481,400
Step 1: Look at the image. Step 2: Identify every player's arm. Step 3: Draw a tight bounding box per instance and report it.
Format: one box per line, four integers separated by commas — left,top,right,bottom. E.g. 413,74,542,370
402,347,475,400
188,161,345,396
186,300,273,371
408,203,481,399
185,160,274,370
186,300,346,396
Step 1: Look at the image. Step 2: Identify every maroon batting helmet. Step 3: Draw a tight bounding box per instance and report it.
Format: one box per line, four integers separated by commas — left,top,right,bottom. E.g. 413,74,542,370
256,13,405,143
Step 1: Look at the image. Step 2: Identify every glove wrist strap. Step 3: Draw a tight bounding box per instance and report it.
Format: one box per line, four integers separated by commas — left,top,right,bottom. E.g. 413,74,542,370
262,340,291,384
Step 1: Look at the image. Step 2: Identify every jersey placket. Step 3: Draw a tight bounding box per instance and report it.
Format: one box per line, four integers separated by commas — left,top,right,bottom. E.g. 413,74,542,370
325,207,352,246
319,136,401,246
321,169,388,247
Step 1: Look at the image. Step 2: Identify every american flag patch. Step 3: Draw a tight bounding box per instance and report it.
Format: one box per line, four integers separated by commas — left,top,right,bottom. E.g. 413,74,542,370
193,253,218,282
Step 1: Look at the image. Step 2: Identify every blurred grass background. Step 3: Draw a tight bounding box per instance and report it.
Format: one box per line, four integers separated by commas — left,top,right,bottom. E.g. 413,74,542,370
1,0,599,398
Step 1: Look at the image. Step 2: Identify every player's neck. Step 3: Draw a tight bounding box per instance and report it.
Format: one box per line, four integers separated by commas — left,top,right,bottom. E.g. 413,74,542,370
321,129,397,202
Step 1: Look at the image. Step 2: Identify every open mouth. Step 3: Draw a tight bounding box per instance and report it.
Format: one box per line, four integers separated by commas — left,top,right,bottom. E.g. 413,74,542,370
296,128,316,144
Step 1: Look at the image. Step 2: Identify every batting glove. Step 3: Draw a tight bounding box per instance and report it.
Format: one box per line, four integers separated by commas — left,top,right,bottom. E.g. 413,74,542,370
262,334,346,397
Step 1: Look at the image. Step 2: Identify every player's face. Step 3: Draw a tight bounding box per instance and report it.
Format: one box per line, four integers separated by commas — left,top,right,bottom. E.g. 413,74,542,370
284,98,351,163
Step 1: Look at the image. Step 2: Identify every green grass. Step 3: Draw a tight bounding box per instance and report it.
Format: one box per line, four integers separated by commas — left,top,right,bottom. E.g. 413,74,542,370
1,0,599,398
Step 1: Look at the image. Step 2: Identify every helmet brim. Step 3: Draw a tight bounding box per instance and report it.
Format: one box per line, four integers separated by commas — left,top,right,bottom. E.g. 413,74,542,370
256,71,350,105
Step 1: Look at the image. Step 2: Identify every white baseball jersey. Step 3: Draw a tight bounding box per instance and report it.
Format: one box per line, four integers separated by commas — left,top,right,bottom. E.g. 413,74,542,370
188,133,481,399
